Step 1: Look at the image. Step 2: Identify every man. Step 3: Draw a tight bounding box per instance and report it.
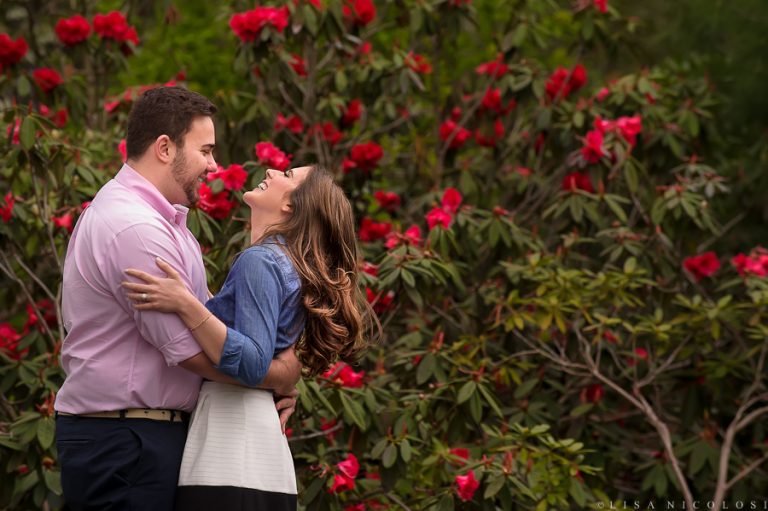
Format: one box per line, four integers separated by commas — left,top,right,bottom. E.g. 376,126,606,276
54,86,301,510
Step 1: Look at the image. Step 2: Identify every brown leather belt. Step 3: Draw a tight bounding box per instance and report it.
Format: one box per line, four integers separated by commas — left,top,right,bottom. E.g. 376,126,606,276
56,408,188,423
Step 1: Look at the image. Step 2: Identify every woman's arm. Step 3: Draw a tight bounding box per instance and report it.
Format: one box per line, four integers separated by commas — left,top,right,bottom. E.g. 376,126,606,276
122,257,301,393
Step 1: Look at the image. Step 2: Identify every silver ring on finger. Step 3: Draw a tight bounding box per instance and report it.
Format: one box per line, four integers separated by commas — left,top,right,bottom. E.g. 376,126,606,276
141,293,148,302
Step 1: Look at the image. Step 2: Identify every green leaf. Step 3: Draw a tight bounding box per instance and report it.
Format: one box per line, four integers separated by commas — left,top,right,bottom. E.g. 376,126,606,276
339,392,366,430
382,443,398,468
456,380,477,404
43,469,62,495
307,380,336,414
477,383,504,417
15,471,39,495
437,493,455,511
416,353,436,384
484,474,506,498
468,392,483,423
334,70,347,92
37,417,55,449
514,378,538,399
20,116,37,150
400,439,412,463
303,4,319,35
569,478,587,507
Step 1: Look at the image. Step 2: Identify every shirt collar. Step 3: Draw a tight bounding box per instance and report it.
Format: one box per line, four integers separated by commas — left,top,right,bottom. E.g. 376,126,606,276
114,163,189,226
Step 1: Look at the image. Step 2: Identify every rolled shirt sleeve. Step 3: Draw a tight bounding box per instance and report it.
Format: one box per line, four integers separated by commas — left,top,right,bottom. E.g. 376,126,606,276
214,247,286,386
105,223,204,366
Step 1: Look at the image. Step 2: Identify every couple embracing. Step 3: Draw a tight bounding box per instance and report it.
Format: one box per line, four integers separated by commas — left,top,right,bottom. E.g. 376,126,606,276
54,86,377,510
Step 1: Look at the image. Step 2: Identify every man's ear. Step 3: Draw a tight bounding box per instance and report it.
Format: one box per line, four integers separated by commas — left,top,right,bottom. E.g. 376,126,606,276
154,135,174,164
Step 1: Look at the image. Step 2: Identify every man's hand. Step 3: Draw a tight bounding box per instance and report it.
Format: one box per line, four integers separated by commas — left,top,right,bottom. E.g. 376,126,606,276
261,347,302,395
275,388,298,434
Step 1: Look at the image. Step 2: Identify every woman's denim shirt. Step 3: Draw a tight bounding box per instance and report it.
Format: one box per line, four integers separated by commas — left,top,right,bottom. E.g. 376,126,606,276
205,240,304,387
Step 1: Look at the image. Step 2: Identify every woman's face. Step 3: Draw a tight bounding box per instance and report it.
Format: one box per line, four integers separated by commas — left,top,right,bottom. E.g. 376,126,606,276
243,165,312,215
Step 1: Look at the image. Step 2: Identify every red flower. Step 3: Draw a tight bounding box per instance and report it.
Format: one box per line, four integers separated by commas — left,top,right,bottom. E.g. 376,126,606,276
580,129,606,164
439,120,471,149
229,6,289,41
595,87,610,102
118,139,127,162
616,115,642,146
310,122,343,147
343,0,376,27
361,262,378,276
329,473,355,493
545,64,587,101
0,192,15,222
475,119,505,147
594,0,608,13
55,15,91,46
374,191,401,212
426,207,452,230
0,323,26,360
455,470,480,502
52,213,74,232
561,172,594,193
197,183,236,220
366,288,394,313
289,53,307,76
627,347,648,367
207,164,248,191
33,68,64,93
384,224,422,249
683,252,720,281
338,453,360,479
475,54,508,79
342,99,363,127
348,141,383,172
581,383,604,404
51,108,68,128
24,299,58,334
515,166,532,177
320,417,339,442
0,34,28,71
731,249,768,277
359,217,391,241
323,362,365,388
274,113,304,134
6,119,21,145
441,188,463,214
405,52,432,74
93,12,139,44
480,87,503,113
449,447,470,465
255,141,291,171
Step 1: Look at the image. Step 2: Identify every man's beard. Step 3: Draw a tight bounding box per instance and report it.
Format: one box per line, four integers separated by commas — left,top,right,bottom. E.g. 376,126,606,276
171,150,198,205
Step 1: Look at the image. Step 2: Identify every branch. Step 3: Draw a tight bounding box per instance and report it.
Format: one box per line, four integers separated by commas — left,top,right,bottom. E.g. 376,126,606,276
725,451,768,492
288,422,344,442
575,328,695,508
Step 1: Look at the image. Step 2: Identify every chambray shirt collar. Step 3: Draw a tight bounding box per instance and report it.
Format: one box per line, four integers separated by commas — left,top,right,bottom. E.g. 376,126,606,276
114,163,189,226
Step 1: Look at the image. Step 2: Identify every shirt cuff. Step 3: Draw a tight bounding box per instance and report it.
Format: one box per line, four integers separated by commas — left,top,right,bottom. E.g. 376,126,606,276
157,330,203,367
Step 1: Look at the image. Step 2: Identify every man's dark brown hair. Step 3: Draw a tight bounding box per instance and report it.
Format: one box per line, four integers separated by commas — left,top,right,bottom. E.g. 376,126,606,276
125,86,217,160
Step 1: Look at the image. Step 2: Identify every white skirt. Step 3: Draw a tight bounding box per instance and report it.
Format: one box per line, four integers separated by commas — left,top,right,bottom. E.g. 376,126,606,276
177,381,297,495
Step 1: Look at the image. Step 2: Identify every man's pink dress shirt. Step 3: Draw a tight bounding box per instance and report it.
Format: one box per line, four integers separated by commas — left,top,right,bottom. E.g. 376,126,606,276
55,164,207,414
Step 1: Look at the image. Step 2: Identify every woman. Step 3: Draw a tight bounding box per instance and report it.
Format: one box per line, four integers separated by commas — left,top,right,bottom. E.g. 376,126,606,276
121,165,375,510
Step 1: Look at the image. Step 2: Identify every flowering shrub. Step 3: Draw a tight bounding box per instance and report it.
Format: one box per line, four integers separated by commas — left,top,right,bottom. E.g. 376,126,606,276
2,0,768,510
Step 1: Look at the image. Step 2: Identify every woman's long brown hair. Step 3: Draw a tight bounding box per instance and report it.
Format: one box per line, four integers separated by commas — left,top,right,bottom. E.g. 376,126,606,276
258,166,379,376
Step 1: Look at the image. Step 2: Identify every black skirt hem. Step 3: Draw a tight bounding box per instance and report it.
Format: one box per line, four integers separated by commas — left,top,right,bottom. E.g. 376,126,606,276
174,485,297,511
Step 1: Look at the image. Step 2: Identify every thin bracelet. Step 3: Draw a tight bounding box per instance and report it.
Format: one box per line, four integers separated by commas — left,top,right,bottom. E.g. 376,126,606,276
189,312,213,332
